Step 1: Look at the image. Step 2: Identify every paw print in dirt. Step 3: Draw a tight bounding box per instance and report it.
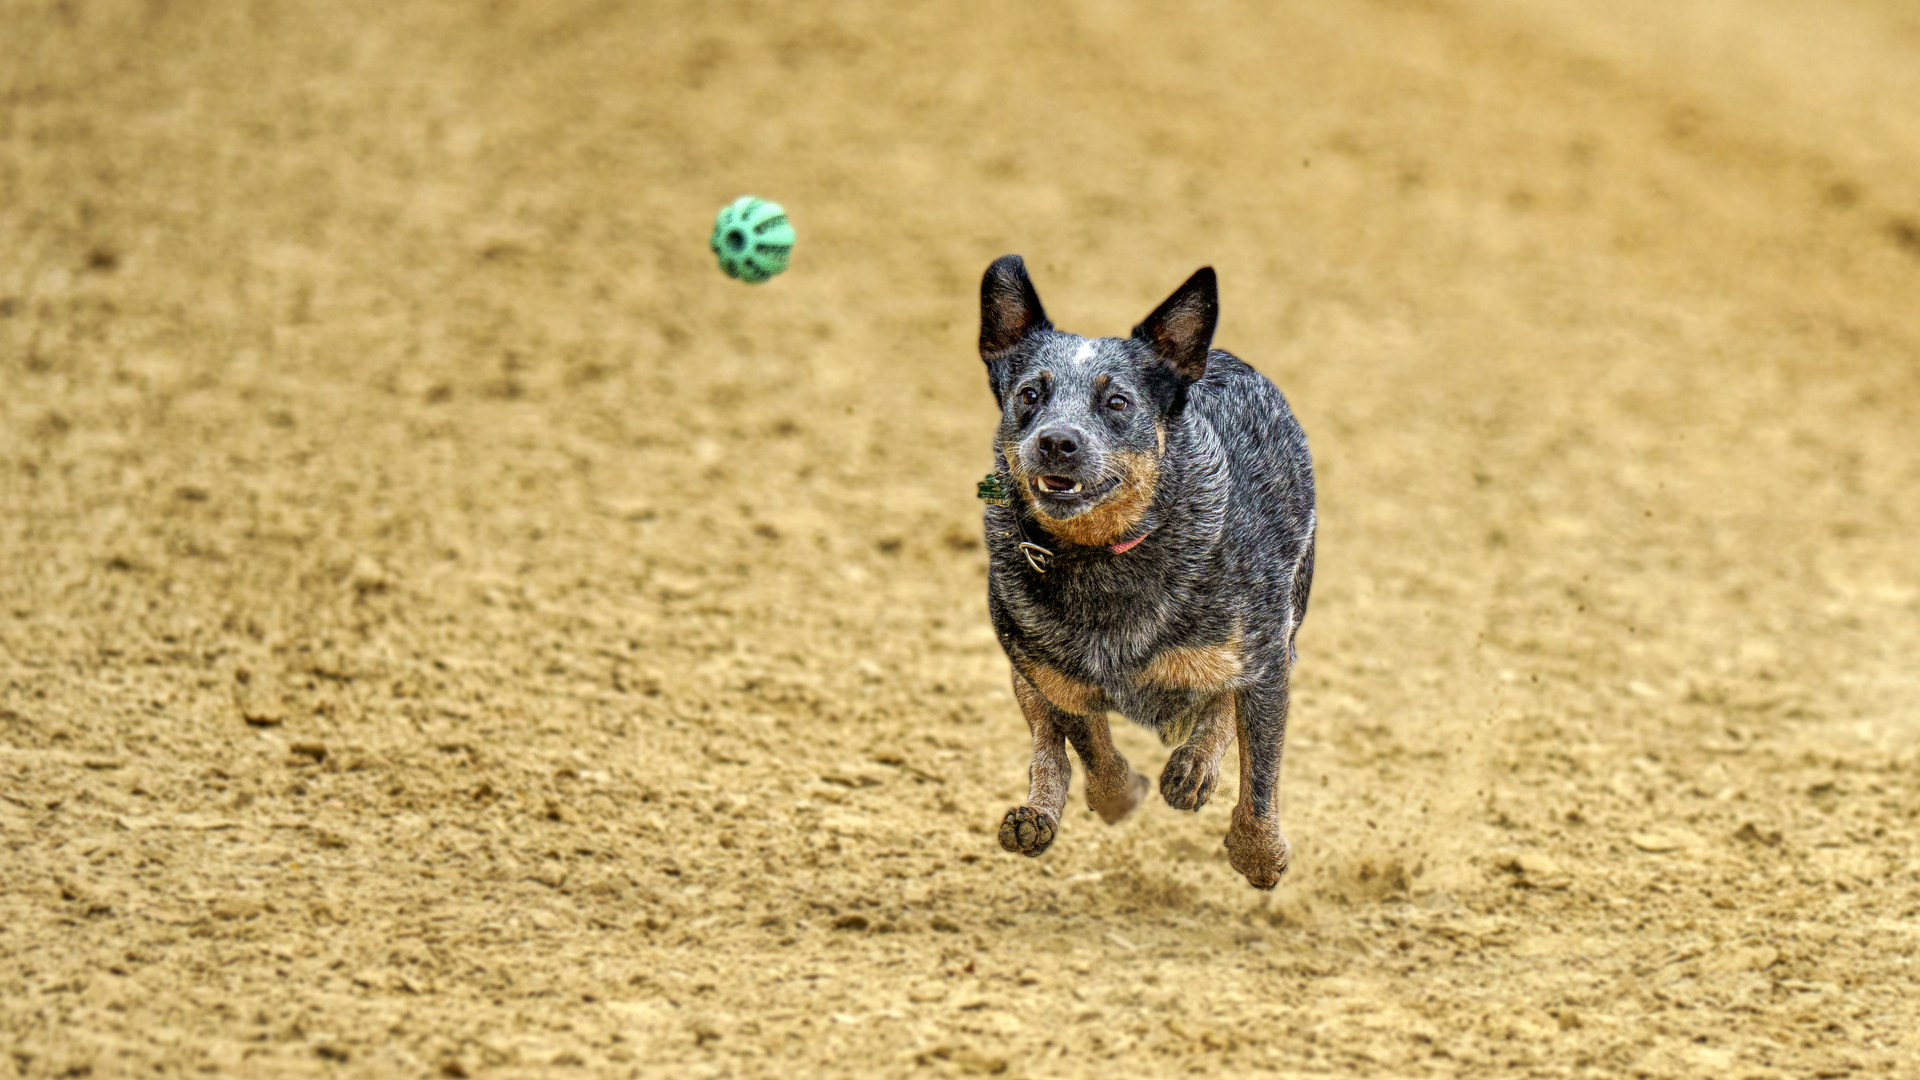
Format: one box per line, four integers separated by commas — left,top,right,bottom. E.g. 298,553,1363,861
998,805,1057,856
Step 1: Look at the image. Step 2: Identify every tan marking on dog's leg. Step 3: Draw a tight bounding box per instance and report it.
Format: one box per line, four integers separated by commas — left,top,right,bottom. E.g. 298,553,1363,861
1135,633,1244,692
1000,670,1071,856
1062,710,1149,825
1021,663,1103,716
1224,684,1291,889
1159,692,1236,811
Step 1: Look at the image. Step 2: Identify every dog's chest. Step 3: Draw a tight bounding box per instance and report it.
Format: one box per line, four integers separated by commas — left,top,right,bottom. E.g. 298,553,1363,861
1098,628,1247,715
1007,594,1248,721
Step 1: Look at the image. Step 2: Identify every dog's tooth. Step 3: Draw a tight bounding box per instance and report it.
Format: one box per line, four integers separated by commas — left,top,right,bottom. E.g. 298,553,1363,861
1070,482,1083,493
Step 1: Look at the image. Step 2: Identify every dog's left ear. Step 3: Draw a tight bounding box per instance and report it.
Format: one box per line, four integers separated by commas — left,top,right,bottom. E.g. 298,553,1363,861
1133,267,1218,386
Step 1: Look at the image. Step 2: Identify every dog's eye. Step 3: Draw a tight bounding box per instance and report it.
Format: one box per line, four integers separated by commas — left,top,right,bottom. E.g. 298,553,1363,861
1020,387,1040,406
1107,394,1129,411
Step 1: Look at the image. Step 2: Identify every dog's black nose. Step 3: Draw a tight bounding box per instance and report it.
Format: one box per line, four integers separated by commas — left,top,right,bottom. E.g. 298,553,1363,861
1036,429,1079,462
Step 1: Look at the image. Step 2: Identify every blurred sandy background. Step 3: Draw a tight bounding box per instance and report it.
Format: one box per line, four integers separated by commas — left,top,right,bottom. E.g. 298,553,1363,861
4,1,1919,1076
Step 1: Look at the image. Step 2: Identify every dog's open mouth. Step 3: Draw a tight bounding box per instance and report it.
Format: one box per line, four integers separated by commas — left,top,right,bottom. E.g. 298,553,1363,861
1031,475,1119,501
1036,475,1080,494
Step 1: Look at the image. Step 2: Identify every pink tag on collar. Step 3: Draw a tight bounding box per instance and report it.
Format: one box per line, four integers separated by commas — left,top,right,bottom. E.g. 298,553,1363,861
1109,532,1150,555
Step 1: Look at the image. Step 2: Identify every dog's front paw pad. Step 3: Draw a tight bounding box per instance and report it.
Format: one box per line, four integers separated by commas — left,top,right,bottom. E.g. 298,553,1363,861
1159,745,1221,811
998,806,1058,856
1224,817,1290,890
1088,769,1149,824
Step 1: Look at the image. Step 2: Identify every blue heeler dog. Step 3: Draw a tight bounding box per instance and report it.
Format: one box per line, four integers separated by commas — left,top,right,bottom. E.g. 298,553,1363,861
976,255,1316,889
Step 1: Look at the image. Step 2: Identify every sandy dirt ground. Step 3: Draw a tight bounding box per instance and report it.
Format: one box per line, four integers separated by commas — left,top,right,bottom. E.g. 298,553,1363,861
4,1,1920,1076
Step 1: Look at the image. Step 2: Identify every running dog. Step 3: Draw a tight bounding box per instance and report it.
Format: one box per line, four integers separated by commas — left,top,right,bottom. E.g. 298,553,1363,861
976,255,1315,889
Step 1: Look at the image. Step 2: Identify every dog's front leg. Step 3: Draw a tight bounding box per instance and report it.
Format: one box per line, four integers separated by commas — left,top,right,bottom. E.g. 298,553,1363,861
1224,675,1292,889
1160,692,1236,811
999,671,1073,856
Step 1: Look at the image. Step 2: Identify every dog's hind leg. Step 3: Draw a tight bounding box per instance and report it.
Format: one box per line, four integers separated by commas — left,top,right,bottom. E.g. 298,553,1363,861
1160,692,1235,811
1062,711,1150,825
1224,675,1292,889
1288,527,1315,665
999,670,1075,856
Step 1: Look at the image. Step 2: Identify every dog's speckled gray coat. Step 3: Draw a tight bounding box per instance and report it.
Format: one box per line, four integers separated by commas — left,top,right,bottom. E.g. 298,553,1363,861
977,255,1315,889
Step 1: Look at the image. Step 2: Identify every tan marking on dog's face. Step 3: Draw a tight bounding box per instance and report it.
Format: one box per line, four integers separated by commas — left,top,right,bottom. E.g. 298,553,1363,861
1136,633,1244,693
1027,448,1159,548
1000,441,1037,505
1000,440,1032,513
1019,662,1104,716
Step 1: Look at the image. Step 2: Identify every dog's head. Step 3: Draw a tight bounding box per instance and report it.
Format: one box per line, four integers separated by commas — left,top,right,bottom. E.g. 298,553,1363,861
978,255,1218,547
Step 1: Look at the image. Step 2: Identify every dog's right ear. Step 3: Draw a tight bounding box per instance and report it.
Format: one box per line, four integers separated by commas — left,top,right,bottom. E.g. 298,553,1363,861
979,256,1051,404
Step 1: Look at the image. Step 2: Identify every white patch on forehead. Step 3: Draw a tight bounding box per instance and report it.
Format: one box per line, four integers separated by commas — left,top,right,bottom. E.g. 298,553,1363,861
1072,341,1095,365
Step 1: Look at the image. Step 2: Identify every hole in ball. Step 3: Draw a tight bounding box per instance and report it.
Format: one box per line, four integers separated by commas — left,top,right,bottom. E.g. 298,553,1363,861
724,228,748,253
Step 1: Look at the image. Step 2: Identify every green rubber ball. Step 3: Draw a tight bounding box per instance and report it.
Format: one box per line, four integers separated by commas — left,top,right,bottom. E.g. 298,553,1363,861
710,196,794,283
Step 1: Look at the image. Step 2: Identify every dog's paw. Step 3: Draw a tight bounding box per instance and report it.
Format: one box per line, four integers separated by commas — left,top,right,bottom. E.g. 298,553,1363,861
1159,743,1222,811
1088,768,1149,824
1224,812,1291,890
998,806,1058,856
